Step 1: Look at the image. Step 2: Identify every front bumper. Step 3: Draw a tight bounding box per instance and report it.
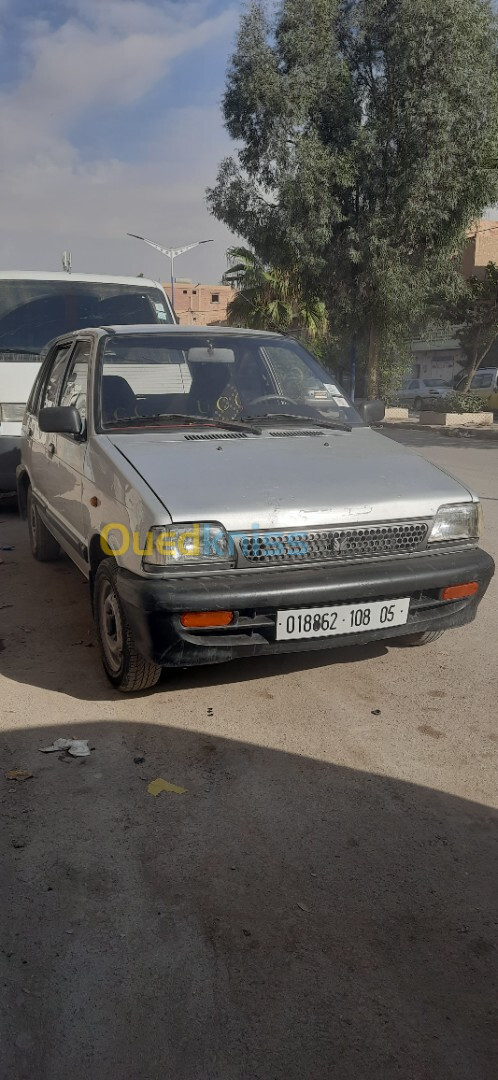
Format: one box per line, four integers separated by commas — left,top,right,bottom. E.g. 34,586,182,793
116,546,494,668
0,436,21,494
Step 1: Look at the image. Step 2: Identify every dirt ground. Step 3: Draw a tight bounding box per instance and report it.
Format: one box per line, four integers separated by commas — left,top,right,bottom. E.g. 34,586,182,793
1,432,497,1079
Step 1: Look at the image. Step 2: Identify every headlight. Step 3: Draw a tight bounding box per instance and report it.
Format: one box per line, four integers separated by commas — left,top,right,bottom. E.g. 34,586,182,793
428,502,482,543
142,522,235,572
0,403,25,422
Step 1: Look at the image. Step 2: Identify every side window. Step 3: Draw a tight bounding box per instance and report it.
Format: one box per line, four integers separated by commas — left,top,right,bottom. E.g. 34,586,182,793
59,340,91,422
470,374,482,389
41,344,72,408
479,373,493,388
409,380,419,390
27,360,49,414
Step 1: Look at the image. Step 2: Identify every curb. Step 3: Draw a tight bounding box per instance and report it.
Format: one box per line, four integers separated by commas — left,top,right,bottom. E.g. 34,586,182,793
378,421,498,442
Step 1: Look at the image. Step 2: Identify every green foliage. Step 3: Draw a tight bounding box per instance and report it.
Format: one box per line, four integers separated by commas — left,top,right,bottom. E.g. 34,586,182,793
223,246,328,339
428,392,485,414
208,0,498,395
377,337,414,401
445,262,498,390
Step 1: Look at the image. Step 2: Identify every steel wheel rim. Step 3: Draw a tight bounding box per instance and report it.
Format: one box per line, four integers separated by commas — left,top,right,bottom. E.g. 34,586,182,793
99,580,124,673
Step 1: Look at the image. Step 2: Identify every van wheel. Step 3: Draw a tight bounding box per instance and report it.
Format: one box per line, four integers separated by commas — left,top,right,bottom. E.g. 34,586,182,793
399,630,445,646
27,487,61,561
94,557,162,692
414,396,423,411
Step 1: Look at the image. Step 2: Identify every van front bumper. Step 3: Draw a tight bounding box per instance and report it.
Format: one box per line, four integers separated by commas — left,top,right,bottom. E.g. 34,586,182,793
116,546,494,668
0,436,21,494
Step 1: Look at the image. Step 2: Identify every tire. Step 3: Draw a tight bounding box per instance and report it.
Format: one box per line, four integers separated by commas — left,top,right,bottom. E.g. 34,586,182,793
414,397,423,411
27,487,61,562
94,557,162,692
399,630,445,646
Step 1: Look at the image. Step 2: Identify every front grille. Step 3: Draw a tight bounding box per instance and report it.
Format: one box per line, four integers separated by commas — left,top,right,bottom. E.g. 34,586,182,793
240,522,428,565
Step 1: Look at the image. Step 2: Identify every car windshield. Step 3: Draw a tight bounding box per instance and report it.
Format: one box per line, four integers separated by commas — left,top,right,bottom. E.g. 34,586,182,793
424,378,451,387
98,333,362,430
0,280,173,357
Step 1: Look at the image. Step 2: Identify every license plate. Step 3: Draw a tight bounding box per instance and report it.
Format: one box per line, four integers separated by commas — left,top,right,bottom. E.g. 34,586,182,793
276,599,410,641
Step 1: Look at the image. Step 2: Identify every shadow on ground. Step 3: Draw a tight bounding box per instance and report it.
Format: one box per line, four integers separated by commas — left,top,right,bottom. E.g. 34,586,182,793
1,719,497,1080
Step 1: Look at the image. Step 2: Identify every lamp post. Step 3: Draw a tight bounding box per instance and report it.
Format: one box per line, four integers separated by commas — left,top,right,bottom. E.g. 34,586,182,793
127,234,213,310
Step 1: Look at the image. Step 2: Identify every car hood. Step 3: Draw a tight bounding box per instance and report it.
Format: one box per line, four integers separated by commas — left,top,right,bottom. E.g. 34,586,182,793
108,426,474,532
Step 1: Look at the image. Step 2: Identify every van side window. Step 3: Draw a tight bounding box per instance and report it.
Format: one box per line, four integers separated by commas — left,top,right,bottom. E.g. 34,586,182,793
41,344,72,409
59,340,91,421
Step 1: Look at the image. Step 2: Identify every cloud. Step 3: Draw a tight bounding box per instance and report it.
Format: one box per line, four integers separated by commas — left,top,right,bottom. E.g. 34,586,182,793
0,1,239,279
17,2,233,119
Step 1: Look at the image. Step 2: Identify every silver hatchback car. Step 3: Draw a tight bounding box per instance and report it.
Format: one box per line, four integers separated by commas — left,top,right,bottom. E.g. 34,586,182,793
17,326,494,691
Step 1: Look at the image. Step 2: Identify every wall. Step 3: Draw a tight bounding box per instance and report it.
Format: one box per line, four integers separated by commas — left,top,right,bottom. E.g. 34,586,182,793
163,282,237,326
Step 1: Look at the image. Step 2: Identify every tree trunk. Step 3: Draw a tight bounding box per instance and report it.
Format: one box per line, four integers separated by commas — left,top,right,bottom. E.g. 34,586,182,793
366,323,378,399
460,332,497,392
461,340,480,393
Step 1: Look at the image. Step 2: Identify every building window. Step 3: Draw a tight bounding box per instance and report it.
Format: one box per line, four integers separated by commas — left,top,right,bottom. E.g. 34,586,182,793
192,290,197,295
183,289,188,294
211,293,220,303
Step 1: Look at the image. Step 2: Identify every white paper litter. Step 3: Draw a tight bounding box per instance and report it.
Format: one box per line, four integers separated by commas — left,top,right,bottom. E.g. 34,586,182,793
39,738,91,757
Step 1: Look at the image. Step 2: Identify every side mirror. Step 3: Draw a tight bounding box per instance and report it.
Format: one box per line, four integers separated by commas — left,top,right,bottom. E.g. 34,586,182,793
358,399,385,425
38,405,83,436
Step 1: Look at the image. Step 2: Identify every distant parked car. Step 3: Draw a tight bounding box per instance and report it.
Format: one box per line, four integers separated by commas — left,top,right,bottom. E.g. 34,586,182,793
397,378,453,411
455,368,498,410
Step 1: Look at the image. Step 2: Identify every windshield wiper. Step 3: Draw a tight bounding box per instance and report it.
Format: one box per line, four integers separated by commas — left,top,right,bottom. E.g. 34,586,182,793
107,412,262,435
242,412,352,432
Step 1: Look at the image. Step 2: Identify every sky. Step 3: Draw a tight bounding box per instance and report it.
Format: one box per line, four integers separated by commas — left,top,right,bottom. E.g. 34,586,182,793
0,0,242,284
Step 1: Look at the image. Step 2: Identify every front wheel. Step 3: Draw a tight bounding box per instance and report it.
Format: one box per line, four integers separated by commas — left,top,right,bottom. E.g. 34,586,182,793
94,558,162,692
398,630,445,647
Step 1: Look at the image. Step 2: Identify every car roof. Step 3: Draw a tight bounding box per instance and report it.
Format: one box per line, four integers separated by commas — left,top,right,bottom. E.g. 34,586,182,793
100,324,284,338
0,271,165,288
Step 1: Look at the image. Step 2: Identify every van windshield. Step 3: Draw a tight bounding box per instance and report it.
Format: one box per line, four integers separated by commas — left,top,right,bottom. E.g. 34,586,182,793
0,280,172,358
99,332,362,429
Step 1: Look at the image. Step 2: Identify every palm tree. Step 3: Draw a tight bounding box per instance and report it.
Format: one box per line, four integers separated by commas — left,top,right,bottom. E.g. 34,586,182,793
222,247,328,340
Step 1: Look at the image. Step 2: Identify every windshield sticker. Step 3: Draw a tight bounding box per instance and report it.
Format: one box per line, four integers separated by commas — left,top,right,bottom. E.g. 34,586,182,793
152,301,169,321
333,395,348,406
324,382,340,395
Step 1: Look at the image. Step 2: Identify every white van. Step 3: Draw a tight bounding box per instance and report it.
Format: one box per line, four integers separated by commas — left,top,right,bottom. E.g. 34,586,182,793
0,271,174,492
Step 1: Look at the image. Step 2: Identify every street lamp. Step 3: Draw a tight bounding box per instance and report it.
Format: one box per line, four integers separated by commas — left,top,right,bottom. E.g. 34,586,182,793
127,233,213,310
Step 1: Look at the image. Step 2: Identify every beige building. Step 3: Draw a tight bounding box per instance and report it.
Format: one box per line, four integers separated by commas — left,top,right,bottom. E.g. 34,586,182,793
461,218,498,279
163,280,237,326
411,218,498,380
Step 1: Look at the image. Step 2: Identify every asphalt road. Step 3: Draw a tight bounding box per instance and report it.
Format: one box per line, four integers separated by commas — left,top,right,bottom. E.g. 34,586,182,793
1,432,497,1080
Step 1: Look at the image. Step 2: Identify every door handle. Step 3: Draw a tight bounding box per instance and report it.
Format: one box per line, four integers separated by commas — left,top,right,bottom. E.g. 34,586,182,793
47,442,55,458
